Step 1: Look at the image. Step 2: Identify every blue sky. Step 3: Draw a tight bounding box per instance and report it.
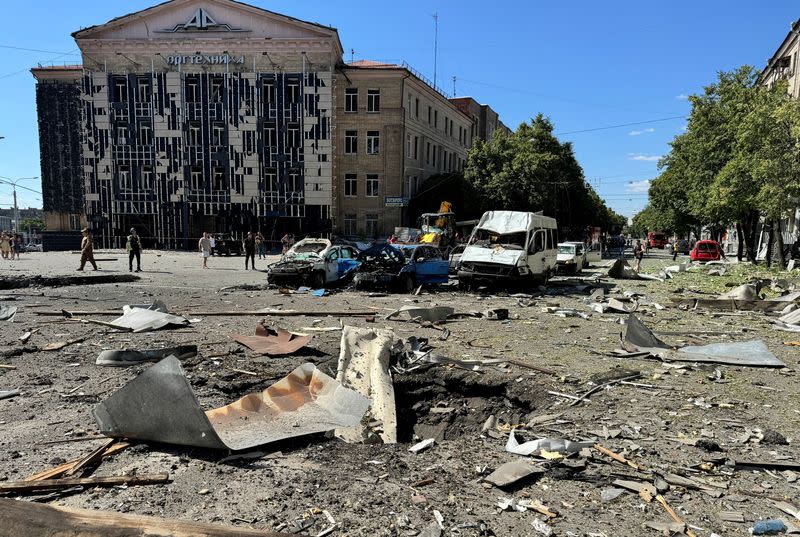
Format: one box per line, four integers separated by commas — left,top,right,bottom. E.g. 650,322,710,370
0,1,796,217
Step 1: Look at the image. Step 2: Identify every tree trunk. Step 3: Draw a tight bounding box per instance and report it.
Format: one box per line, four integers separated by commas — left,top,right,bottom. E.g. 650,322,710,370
776,217,787,270
765,219,774,269
736,222,744,262
742,210,759,263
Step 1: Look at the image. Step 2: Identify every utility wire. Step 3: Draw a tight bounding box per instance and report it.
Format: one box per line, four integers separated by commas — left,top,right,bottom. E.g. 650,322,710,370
0,45,80,55
556,115,686,135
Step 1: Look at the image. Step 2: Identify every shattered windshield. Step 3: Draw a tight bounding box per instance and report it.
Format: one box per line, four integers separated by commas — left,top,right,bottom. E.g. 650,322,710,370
399,247,417,264
558,245,576,255
359,245,405,265
291,242,328,254
471,229,527,250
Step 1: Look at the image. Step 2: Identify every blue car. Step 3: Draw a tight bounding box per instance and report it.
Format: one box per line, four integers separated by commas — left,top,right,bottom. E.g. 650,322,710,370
354,244,449,292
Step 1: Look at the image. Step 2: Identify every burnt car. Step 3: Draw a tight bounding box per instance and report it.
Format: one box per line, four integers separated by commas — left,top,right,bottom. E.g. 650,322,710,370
267,238,359,288
353,243,449,293
212,233,243,256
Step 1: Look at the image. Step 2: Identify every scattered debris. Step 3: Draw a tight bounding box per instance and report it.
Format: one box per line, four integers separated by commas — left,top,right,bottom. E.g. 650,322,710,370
752,519,788,535
231,324,312,356
95,345,197,367
624,314,785,367
0,305,17,321
506,431,592,456
94,356,370,450
409,438,435,453
484,460,544,487
0,389,20,400
0,473,170,495
107,301,189,332
0,498,291,536
387,305,454,323
335,326,397,444
0,273,139,290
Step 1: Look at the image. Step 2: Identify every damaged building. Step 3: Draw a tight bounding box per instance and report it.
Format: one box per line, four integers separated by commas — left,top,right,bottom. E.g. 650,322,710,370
32,0,506,247
34,0,340,249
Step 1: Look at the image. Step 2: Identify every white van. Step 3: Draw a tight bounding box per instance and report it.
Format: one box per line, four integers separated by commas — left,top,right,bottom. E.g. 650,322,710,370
457,211,558,287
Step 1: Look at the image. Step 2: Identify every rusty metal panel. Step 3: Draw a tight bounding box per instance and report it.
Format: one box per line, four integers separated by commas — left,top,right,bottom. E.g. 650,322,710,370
94,356,370,450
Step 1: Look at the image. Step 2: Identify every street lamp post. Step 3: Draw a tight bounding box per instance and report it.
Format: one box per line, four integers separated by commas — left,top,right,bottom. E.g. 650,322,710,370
0,177,39,233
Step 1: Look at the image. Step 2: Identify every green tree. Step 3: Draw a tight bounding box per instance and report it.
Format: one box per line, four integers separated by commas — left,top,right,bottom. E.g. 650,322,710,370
20,218,45,232
464,114,621,238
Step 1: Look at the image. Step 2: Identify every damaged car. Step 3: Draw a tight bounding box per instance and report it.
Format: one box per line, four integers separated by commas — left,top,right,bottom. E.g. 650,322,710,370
267,238,360,288
353,244,449,292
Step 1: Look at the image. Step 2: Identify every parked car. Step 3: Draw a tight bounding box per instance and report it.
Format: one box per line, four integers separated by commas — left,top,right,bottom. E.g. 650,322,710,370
448,244,466,274
556,242,585,274
458,211,558,287
268,238,359,287
211,233,243,256
354,243,449,293
690,240,723,262
24,243,42,252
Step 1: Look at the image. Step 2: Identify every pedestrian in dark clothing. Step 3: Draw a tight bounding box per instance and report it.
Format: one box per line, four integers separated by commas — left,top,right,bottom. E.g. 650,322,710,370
126,228,142,272
633,240,644,272
77,228,98,271
244,232,256,270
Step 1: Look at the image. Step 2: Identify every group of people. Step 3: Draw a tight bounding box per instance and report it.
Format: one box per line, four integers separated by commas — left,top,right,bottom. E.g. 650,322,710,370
0,232,23,260
78,227,142,272
199,231,267,270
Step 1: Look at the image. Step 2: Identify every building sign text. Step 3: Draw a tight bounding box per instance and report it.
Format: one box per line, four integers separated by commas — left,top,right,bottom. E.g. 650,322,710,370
167,54,245,66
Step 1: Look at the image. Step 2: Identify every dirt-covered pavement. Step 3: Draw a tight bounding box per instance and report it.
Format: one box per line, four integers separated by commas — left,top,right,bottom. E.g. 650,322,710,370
0,248,798,536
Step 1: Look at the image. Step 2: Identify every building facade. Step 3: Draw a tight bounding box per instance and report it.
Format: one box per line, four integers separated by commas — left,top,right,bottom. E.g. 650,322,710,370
335,61,473,238
35,0,341,248
450,97,510,144
32,0,506,247
31,66,86,250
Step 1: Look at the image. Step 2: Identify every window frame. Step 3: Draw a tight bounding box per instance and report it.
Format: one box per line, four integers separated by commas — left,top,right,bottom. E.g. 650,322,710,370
366,174,379,197
367,89,380,113
345,130,358,155
366,130,380,155
344,173,358,197
345,88,358,113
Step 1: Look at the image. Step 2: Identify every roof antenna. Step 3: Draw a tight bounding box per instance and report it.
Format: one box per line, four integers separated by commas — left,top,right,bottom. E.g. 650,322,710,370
350,48,355,63
432,13,439,88
452,75,456,97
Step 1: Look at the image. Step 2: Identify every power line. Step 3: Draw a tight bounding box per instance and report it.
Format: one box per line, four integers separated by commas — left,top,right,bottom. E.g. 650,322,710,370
0,44,79,55
556,115,686,135
0,49,79,80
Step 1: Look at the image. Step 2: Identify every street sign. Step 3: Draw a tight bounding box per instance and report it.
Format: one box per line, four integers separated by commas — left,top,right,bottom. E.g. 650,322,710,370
384,196,408,207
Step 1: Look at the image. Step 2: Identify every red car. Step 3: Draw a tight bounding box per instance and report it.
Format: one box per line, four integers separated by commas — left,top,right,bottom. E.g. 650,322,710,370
690,240,723,262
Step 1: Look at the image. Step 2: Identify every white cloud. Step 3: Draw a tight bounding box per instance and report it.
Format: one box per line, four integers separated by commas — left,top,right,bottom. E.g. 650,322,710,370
629,153,662,162
626,180,651,193
629,127,655,136
675,94,689,100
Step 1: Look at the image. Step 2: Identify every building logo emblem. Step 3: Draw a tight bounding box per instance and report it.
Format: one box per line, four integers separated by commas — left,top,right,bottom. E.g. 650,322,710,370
158,8,248,33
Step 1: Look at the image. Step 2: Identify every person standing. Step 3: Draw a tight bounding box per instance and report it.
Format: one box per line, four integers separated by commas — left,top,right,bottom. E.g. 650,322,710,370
77,228,98,271
672,240,680,261
243,232,256,270
281,233,290,254
0,232,8,260
256,232,265,259
199,232,212,269
633,240,644,272
126,228,142,272
209,234,216,256
11,234,21,260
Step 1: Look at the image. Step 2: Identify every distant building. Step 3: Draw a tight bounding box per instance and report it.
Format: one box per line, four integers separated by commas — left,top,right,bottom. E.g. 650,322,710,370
760,19,800,98
449,97,510,143
335,60,473,238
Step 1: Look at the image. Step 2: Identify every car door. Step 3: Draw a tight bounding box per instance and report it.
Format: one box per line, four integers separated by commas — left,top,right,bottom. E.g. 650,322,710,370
337,246,360,278
413,247,449,285
586,243,602,265
527,230,547,274
324,248,339,283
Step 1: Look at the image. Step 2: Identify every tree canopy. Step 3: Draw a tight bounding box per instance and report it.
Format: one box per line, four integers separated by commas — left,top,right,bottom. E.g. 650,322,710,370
633,66,800,264
462,114,625,238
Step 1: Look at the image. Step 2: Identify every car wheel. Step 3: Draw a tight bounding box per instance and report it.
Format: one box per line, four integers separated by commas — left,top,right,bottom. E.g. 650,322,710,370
400,274,415,293
458,278,471,292
311,271,325,289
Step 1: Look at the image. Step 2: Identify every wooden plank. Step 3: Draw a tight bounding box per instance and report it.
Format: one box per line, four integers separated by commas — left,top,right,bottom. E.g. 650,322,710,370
0,498,292,537
0,473,170,494
64,439,116,477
